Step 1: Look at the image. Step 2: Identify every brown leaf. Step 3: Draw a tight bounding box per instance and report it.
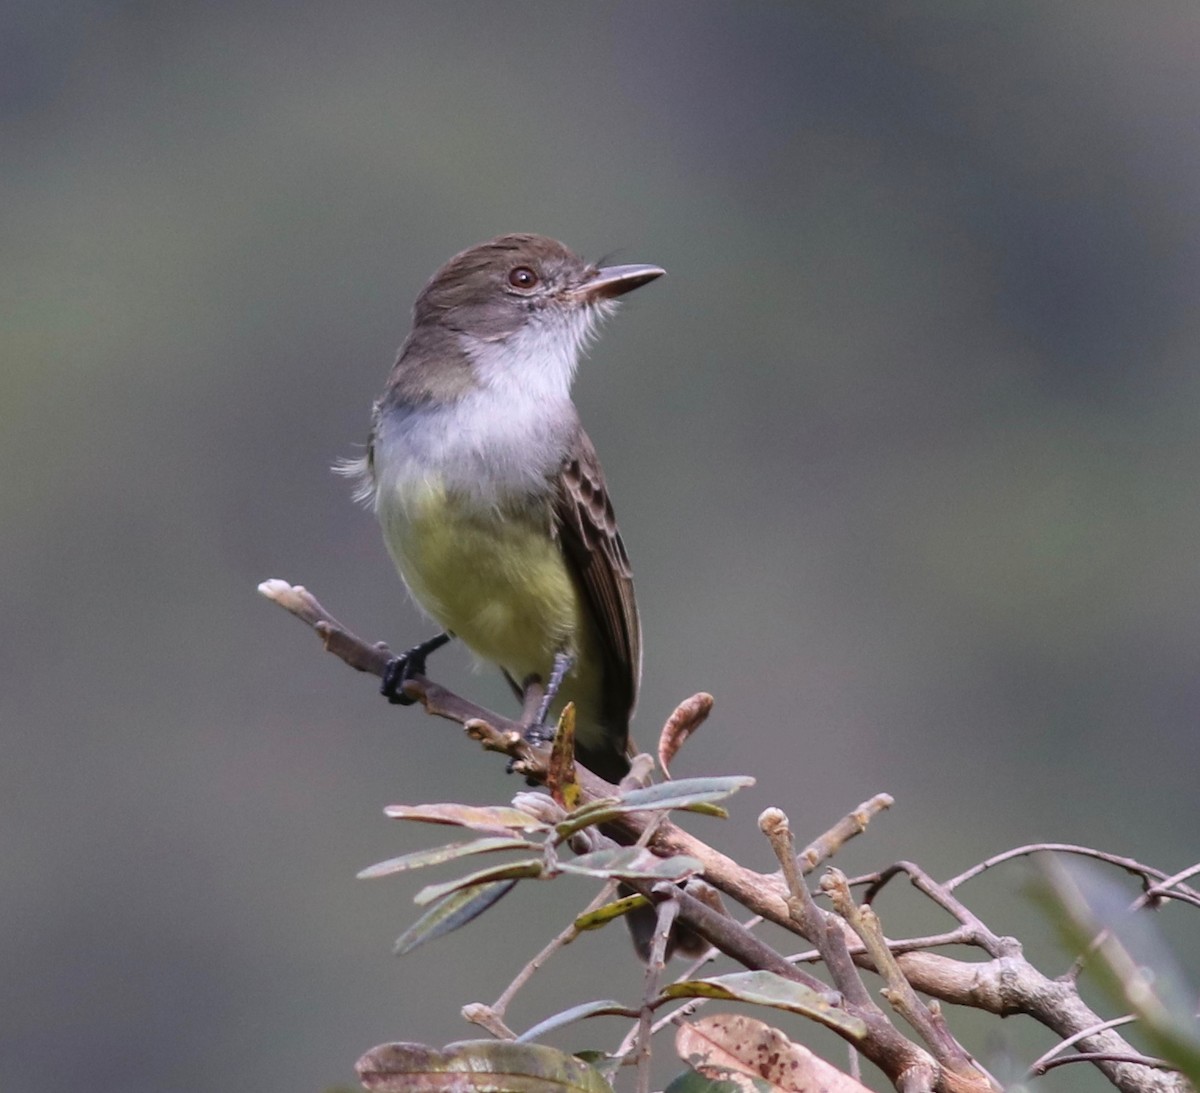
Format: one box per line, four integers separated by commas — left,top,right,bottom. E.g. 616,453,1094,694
676,1014,871,1093
658,693,714,778
547,703,581,810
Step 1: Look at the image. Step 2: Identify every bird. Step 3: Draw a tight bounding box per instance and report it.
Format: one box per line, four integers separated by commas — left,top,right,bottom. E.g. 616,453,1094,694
342,233,663,784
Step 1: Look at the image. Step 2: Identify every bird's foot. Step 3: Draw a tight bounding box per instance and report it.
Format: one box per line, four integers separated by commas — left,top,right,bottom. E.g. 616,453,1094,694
505,652,575,775
380,632,452,705
519,650,574,745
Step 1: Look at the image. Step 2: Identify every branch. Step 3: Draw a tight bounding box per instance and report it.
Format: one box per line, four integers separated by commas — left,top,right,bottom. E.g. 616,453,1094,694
262,580,1190,1093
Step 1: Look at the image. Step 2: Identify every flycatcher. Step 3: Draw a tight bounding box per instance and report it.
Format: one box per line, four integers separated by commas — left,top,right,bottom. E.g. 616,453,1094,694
344,234,663,783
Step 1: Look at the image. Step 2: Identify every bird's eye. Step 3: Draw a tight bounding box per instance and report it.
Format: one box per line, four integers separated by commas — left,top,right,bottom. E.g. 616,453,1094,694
508,266,539,290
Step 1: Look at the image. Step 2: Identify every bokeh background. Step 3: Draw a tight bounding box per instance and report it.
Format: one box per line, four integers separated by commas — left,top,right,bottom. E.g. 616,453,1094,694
5,3,1199,1090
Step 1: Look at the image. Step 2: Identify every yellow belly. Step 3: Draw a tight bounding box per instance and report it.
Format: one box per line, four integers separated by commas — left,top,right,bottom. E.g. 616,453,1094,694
379,481,606,741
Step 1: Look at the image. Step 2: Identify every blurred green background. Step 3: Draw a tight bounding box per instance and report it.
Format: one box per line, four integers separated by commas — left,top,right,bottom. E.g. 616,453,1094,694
5,3,1199,1090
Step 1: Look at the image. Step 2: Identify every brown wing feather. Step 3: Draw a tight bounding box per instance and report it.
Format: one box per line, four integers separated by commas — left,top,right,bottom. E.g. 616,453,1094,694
553,429,642,753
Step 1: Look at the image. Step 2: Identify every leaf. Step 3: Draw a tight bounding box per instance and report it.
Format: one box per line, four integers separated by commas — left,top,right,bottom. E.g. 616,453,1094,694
658,693,714,778
662,1071,742,1093
554,777,753,837
393,880,516,956
676,1014,872,1093
614,776,753,811
358,837,536,879
557,847,704,882
661,972,866,1038
547,703,582,811
357,1039,615,1092
384,803,548,835
516,999,634,1043
573,892,650,932
415,859,544,905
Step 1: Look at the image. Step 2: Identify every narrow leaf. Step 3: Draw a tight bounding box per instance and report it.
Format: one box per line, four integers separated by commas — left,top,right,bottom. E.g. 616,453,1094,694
661,972,865,1038
574,893,650,932
555,777,752,837
613,776,754,811
516,999,634,1043
358,1039,615,1093
558,847,703,882
415,859,544,905
393,880,516,956
547,703,582,810
384,803,548,835
358,837,535,879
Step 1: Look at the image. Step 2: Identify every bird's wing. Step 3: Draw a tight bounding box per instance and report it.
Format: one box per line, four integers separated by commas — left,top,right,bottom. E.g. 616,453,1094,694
552,427,642,734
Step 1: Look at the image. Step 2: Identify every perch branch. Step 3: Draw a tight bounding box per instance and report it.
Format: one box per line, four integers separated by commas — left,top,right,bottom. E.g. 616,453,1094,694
262,579,1189,1093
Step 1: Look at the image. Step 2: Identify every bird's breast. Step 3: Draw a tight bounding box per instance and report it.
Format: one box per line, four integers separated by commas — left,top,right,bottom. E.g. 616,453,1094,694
377,475,585,676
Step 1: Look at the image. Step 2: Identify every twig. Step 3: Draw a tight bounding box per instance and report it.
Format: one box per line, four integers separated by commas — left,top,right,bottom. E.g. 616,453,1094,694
786,929,980,966
760,809,874,1011
860,861,1010,959
1034,1053,1178,1077
1138,862,1200,910
634,891,679,1093
943,844,1200,906
799,794,895,875
825,871,991,1086
479,880,623,1026
1025,1015,1138,1077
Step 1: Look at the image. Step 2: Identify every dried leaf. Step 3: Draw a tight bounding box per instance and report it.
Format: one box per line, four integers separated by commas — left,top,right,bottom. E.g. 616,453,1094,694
384,803,549,836
676,1014,872,1093
547,703,582,810
394,880,516,956
358,1039,614,1092
658,693,714,778
358,837,535,879
661,972,865,1038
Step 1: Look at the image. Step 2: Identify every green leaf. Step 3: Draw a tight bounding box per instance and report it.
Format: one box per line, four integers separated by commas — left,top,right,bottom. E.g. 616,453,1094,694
414,859,544,905
610,776,754,811
358,837,536,879
660,972,866,1038
516,999,633,1043
384,803,548,835
573,892,650,932
663,1071,742,1093
555,777,752,836
393,880,516,956
557,847,703,882
357,1039,615,1092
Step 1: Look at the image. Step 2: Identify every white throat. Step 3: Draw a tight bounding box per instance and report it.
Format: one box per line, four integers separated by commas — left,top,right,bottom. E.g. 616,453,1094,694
371,307,606,506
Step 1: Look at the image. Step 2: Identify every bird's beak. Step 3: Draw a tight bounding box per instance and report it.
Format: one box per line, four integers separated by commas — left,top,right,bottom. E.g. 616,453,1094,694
577,263,666,301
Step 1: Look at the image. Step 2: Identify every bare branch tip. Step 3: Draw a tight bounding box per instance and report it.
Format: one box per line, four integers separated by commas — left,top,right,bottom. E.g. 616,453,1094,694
758,806,789,836
256,577,292,600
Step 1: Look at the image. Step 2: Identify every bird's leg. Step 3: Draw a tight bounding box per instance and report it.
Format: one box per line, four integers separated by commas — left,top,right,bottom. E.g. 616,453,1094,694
518,674,546,729
380,631,452,705
523,651,575,747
